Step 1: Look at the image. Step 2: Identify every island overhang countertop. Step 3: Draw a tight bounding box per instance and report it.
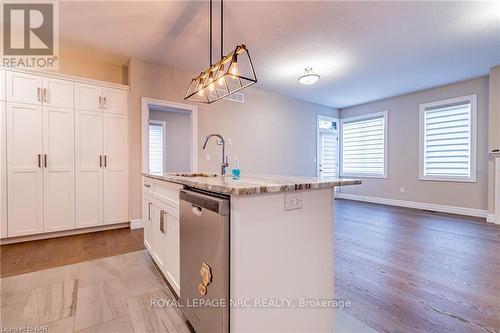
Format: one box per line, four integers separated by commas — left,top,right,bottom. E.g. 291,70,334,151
143,172,361,195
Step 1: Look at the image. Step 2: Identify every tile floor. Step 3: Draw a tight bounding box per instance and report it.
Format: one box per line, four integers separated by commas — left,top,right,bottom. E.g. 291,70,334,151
0,250,190,333
1,249,375,333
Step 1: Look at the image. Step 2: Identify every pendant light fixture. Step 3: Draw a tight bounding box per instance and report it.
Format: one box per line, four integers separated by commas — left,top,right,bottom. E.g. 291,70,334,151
298,67,320,85
184,0,257,104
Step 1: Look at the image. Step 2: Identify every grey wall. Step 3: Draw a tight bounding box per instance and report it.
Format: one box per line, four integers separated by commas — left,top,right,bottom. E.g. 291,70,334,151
339,76,489,211
149,109,191,173
129,59,338,219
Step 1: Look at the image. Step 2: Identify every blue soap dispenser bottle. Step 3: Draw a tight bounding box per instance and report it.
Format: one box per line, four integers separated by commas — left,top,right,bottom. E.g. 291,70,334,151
231,156,241,180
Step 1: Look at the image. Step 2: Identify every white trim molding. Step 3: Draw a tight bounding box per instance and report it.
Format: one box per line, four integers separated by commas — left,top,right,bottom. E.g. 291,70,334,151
336,193,488,219
486,214,496,224
129,219,144,229
141,97,198,174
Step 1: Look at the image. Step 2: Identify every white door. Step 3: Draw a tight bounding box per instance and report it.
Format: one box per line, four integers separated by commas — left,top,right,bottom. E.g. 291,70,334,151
7,103,44,236
102,88,128,115
165,207,180,294
6,71,42,105
42,77,74,109
75,109,103,227
317,116,339,180
43,106,75,232
0,102,7,237
75,83,102,112
103,113,128,224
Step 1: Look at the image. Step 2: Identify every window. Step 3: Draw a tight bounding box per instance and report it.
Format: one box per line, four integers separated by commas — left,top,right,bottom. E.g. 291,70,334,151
419,95,477,182
149,121,166,173
341,111,387,178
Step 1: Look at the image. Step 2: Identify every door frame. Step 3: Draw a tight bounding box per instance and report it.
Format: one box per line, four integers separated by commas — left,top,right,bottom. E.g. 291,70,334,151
141,97,198,174
316,114,339,179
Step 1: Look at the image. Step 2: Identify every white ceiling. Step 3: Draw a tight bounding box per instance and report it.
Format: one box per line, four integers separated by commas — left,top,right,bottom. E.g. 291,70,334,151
60,1,500,109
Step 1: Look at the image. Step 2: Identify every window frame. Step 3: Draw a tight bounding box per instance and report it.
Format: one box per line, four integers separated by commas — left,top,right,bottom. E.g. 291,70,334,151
418,94,477,183
148,120,167,173
340,111,388,179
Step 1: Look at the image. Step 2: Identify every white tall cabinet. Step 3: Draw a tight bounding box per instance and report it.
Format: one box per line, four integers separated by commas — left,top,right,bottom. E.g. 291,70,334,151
1,69,7,238
75,83,129,228
1,68,129,239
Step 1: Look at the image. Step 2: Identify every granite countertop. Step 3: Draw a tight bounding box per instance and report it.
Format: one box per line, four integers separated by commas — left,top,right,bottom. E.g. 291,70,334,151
143,172,361,195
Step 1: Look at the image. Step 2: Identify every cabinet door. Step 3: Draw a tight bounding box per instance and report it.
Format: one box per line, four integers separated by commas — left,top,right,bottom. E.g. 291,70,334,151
75,83,102,112
103,113,128,224
165,207,180,294
42,77,74,109
153,203,168,272
75,109,103,227
6,71,42,105
0,70,5,101
143,194,154,251
102,88,128,115
6,103,44,236
1,102,7,237
43,106,75,232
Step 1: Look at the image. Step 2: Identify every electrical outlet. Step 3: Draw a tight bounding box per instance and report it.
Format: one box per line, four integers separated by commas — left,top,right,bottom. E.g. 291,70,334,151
206,154,211,161
400,187,406,193
284,193,303,210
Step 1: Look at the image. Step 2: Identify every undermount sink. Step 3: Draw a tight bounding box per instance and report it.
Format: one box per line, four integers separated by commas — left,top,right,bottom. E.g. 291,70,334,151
171,173,218,178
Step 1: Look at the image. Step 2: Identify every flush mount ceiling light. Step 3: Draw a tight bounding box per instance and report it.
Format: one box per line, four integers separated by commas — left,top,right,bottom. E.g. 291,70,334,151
184,0,257,104
298,67,320,85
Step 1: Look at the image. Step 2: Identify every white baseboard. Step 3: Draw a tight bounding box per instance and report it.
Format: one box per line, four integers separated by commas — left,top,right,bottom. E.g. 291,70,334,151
486,213,499,224
336,193,488,219
129,219,144,229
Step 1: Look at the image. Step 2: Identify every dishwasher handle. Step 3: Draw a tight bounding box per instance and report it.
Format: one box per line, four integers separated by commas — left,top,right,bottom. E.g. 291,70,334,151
191,204,203,216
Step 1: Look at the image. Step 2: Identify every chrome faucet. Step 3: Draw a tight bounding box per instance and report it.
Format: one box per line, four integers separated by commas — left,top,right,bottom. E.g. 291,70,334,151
202,134,229,176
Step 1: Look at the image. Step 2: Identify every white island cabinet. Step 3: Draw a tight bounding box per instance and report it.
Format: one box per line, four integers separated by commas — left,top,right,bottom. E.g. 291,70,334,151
143,173,360,332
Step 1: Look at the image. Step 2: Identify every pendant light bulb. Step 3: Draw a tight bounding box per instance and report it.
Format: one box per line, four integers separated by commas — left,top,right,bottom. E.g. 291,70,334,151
208,72,215,91
218,64,225,85
230,54,238,76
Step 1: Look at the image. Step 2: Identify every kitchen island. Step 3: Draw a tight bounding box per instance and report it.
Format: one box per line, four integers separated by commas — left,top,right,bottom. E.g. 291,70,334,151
142,173,360,332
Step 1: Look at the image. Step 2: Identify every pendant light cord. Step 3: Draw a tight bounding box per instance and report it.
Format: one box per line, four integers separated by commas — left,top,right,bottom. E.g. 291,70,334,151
209,0,213,66
220,0,223,58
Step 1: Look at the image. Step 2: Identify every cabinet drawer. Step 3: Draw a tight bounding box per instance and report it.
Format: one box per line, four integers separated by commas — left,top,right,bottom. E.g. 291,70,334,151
153,181,182,208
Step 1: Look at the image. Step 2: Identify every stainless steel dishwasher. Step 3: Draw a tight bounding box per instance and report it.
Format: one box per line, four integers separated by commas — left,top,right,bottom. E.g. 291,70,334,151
179,188,229,333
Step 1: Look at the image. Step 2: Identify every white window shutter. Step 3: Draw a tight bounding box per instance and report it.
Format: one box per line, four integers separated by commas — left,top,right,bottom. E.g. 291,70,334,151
341,113,387,177
420,96,476,181
149,123,164,173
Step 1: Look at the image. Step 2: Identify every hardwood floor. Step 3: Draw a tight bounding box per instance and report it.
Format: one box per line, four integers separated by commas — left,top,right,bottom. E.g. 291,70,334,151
334,199,500,333
0,228,145,278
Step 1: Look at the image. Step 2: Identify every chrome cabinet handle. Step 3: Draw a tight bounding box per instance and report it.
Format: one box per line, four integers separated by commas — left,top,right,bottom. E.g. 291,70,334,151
37,88,41,102
43,88,48,103
148,203,152,221
159,210,166,233
99,155,102,167
37,154,41,168
99,96,102,108
44,154,47,168
144,184,151,188
104,155,107,167
103,96,107,109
